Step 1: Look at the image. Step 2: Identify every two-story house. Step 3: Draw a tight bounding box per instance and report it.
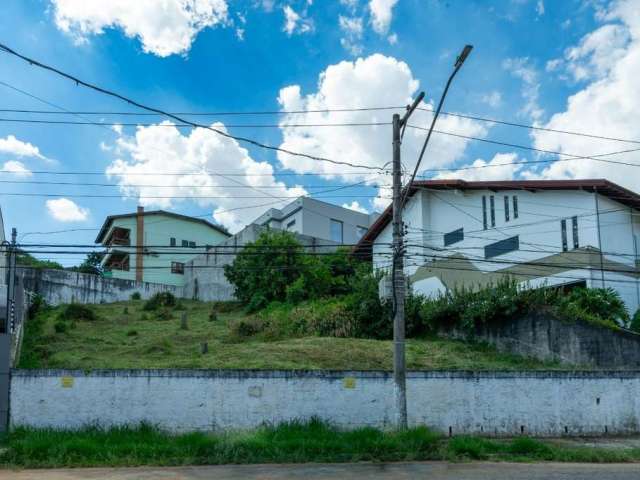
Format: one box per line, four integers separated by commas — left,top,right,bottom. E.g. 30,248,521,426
95,207,230,286
252,197,379,244
355,179,640,313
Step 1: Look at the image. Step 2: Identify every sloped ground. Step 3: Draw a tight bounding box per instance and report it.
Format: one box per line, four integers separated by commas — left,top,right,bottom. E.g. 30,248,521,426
18,300,561,371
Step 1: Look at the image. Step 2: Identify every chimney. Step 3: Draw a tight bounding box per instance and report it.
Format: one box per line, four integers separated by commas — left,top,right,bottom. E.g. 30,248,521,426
135,206,144,282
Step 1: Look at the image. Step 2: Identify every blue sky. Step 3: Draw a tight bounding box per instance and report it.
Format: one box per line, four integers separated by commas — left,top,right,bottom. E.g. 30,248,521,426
0,0,638,266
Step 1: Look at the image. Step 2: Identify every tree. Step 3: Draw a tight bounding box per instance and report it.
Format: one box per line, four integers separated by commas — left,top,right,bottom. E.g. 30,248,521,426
71,252,105,275
224,230,307,311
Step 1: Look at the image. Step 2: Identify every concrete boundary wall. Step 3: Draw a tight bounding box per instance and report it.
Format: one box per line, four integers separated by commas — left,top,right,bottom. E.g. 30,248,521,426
10,369,640,436
19,269,182,305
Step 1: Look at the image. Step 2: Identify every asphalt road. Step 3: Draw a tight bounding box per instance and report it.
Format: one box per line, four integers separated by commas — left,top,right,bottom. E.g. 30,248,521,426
1,462,639,479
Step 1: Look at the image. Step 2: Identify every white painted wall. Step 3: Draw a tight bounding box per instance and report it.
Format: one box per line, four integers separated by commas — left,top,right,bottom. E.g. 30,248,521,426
10,370,640,436
373,188,640,312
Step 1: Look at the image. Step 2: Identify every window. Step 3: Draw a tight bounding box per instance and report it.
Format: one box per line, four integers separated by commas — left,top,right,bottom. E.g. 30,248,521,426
504,196,510,222
189,241,196,248
490,195,495,227
286,219,296,230
330,219,343,243
181,240,189,247
482,196,487,230
572,216,579,249
357,225,368,239
170,237,176,247
485,236,519,259
513,195,519,219
444,227,464,246
561,219,568,252
171,261,184,274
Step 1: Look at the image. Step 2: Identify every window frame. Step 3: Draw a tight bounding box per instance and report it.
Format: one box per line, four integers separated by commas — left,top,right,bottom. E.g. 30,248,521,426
504,195,510,222
482,196,488,230
572,216,579,249
171,261,185,275
561,219,568,252
490,195,496,227
513,195,519,219
170,237,176,247
330,218,344,243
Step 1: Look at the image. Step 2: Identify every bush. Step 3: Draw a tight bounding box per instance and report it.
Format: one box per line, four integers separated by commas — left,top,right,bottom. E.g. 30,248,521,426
27,294,48,320
229,316,266,338
208,309,218,322
155,308,173,321
143,292,176,311
54,321,68,334
224,231,365,312
631,310,640,333
559,287,629,327
130,292,141,300
57,303,97,322
126,329,138,336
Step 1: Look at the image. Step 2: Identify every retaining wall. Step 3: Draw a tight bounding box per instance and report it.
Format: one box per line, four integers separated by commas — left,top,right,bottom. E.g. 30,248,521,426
453,311,640,368
19,268,182,305
10,369,640,436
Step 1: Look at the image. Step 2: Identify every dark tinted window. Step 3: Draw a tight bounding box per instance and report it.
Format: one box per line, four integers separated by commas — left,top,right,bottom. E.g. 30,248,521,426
485,236,519,259
444,228,464,246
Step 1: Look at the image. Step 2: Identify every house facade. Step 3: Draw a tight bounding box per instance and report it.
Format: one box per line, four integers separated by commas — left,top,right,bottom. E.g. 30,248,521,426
252,197,378,245
356,179,640,314
95,207,230,286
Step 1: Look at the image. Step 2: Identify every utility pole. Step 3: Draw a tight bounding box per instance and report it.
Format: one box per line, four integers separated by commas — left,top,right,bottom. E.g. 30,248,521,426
5,228,16,333
392,93,424,430
392,45,473,430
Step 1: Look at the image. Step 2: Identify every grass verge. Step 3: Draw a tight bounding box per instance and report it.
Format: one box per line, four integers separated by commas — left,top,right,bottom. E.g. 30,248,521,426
1,420,639,468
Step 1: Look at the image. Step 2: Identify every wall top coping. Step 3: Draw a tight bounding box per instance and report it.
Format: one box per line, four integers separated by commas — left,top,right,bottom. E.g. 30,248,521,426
11,368,640,380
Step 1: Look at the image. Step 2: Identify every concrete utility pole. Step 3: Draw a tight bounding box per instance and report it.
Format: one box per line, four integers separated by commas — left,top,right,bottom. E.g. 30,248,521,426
392,45,473,430
391,93,424,430
5,228,16,333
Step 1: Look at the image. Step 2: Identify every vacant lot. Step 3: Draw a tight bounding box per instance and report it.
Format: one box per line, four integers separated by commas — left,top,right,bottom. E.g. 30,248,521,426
19,299,561,370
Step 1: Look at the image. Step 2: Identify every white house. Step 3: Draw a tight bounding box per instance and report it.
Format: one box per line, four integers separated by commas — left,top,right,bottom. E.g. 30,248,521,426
355,179,640,314
252,197,379,245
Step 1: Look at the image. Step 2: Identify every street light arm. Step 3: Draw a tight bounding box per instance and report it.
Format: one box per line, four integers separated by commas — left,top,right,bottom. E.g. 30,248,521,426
400,44,473,208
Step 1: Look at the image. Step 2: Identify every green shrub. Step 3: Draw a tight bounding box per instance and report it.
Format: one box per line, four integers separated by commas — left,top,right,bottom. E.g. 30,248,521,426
142,292,176,311
130,292,141,300
631,310,640,333
224,231,366,312
53,321,68,334
27,294,48,320
208,309,218,322
229,316,266,338
57,303,97,322
559,287,629,327
155,308,173,321
126,329,138,337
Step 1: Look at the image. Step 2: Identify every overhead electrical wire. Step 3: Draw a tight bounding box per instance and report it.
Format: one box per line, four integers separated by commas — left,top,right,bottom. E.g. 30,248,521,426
0,43,385,172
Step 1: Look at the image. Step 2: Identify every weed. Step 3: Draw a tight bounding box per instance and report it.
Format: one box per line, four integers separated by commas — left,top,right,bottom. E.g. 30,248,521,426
58,304,97,322
130,292,141,300
143,292,177,311
126,330,138,337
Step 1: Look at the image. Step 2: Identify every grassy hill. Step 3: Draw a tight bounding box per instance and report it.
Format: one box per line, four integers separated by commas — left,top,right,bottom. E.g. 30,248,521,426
19,299,562,370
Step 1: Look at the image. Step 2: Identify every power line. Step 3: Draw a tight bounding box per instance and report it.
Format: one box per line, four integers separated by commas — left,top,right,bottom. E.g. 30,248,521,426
3,105,639,145
0,43,384,172
0,192,387,199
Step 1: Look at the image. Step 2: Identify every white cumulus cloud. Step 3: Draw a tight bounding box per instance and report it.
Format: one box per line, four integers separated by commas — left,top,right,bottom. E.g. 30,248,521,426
51,0,229,57
46,198,90,222
0,135,46,160
369,0,398,34
276,54,488,187
503,57,544,123
1,160,32,177
342,200,368,214
529,0,640,192
435,153,523,181
105,121,307,233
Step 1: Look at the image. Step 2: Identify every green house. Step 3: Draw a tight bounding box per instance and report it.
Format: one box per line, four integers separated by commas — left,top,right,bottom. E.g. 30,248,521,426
95,207,230,286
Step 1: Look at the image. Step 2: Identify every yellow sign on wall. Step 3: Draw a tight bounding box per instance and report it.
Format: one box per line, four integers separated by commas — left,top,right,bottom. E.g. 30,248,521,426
61,377,74,388
342,377,356,389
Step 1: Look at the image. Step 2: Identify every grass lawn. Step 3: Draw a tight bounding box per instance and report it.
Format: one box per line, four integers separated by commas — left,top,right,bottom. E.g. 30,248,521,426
1,420,639,468
18,299,561,371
